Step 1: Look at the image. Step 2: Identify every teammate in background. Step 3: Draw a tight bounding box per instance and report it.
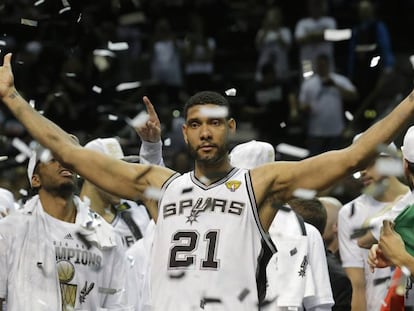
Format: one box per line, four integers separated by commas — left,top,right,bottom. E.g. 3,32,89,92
338,136,409,311
0,143,131,310
0,187,17,218
229,140,334,310
319,196,343,257
2,51,414,309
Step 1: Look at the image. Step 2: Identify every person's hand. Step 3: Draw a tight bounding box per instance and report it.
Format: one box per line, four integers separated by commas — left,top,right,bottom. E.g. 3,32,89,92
135,96,161,143
0,53,16,100
378,220,407,266
368,244,392,272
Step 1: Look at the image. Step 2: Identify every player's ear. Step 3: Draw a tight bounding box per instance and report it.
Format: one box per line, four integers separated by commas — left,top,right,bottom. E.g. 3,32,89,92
182,123,189,144
228,118,236,133
31,173,41,188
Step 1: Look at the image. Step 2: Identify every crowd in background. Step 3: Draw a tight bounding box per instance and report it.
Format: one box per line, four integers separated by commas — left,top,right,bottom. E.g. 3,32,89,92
1,0,414,203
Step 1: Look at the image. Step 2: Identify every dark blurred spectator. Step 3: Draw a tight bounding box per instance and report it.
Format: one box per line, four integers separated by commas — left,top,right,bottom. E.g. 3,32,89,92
182,13,216,94
255,6,292,82
298,53,358,156
346,0,394,127
243,62,297,147
294,0,337,75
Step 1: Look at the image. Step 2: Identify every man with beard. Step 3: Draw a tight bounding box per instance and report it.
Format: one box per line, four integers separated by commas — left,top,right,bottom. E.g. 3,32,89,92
0,143,131,311
1,52,414,310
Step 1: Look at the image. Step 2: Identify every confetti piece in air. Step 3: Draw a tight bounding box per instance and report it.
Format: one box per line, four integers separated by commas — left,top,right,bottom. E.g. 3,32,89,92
293,188,316,199
21,18,38,27
345,110,354,121
350,226,374,239
199,106,228,118
92,85,102,94
126,111,149,128
61,0,70,6
34,0,45,6
0,156,8,161
375,158,403,176
276,143,309,158
143,186,163,200
352,173,362,182
39,148,52,163
108,114,118,121
58,6,71,14
92,49,116,58
115,81,141,92
0,40,6,46
65,72,76,77
280,122,286,128
19,189,28,196
15,153,27,163
12,138,32,158
29,99,35,108
238,288,250,301
376,143,399,158
77,13,82,23
225,88,237,96
370,56,381,68
108,41,129,51
164,137,171,146
168,271,186,279
324,28,352,41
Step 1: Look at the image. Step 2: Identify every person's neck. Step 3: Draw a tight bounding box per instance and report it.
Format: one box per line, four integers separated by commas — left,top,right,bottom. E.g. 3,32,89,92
80,182,116,223
374,177,409,202
39,190,77,223
194,161,233,186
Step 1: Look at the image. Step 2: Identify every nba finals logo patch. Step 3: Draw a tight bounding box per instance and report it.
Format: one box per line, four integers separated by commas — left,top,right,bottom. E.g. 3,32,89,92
225,180,241,192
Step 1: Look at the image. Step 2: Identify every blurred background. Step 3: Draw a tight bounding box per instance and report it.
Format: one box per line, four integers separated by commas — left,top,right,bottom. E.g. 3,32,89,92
1,0,414,203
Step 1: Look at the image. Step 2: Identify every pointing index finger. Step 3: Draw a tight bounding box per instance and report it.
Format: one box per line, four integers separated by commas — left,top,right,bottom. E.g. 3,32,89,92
143,96,156,116
2,53,12,67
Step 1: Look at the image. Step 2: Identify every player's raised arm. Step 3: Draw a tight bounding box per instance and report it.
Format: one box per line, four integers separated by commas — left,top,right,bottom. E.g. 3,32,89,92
0,53,176,218
251,90,414,206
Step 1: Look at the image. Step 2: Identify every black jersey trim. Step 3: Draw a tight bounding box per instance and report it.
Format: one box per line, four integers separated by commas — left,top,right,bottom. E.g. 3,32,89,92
157,172,181,213
190,167,240,190
245,171,277,254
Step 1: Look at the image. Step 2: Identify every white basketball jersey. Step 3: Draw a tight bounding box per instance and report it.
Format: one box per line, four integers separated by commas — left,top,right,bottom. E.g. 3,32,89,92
151,168,276,310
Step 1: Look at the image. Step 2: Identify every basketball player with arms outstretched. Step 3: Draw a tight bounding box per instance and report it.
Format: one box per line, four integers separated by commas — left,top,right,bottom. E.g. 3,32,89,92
1,52,414,310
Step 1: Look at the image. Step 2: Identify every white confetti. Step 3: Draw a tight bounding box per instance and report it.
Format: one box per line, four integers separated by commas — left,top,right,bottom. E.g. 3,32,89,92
199,176,210,185
293,188,316,199
108,114,118,121
0,40,6,46
0,156,8,161
34,0,45,6
324,28,352,41
12,138,32,157
61,0,70,6
59,6,71,14
302,70,314,79
126,111,149,128
276,143,309,158
225,88,237,96
143,187,163,200
15,153,27,163
345,110,354,121
375,158,403,176
21,18,38,27
353,171,361,179
65,72,77,77
108,41,129,51
115,81,141,92
92,85,102,94
29,99,35,108
199,106,228,118
93,49,116,58
280,122,286,128
355,44,377,52
39,148,52,163
77,13,82,23
19,188,28,196
370,56,381,68
164,138,171,147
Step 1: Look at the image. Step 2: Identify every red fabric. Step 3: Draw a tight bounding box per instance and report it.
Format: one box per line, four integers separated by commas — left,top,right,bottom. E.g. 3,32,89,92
380,267,405,311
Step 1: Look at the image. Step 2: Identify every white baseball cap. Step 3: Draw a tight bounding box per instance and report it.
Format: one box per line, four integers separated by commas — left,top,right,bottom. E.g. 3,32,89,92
352,133,397,156
402,126,414,162
229,140,275,169
84,137,141,163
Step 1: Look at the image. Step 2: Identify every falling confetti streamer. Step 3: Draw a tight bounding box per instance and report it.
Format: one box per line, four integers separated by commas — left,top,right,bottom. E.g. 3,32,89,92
375,158,403,177
143,186,163,200
12,137,32,158
276,143,309,158
199,106,229,118
108,41,129,51
92,85,102,94
115,81,141,92
108,114,118,121
225,88,237,96
21,18,38,27
292,188,316,199
0,156,8,161
323,28,352,41
126,111,149,128
59,6,71,14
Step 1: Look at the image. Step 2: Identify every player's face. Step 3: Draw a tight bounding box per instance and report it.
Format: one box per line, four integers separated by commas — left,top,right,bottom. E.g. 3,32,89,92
182,104,235,164
33,159,77,196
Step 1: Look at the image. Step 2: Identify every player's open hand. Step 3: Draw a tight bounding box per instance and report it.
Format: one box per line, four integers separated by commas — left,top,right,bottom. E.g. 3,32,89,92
135,96,162,143
0,53,15,100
